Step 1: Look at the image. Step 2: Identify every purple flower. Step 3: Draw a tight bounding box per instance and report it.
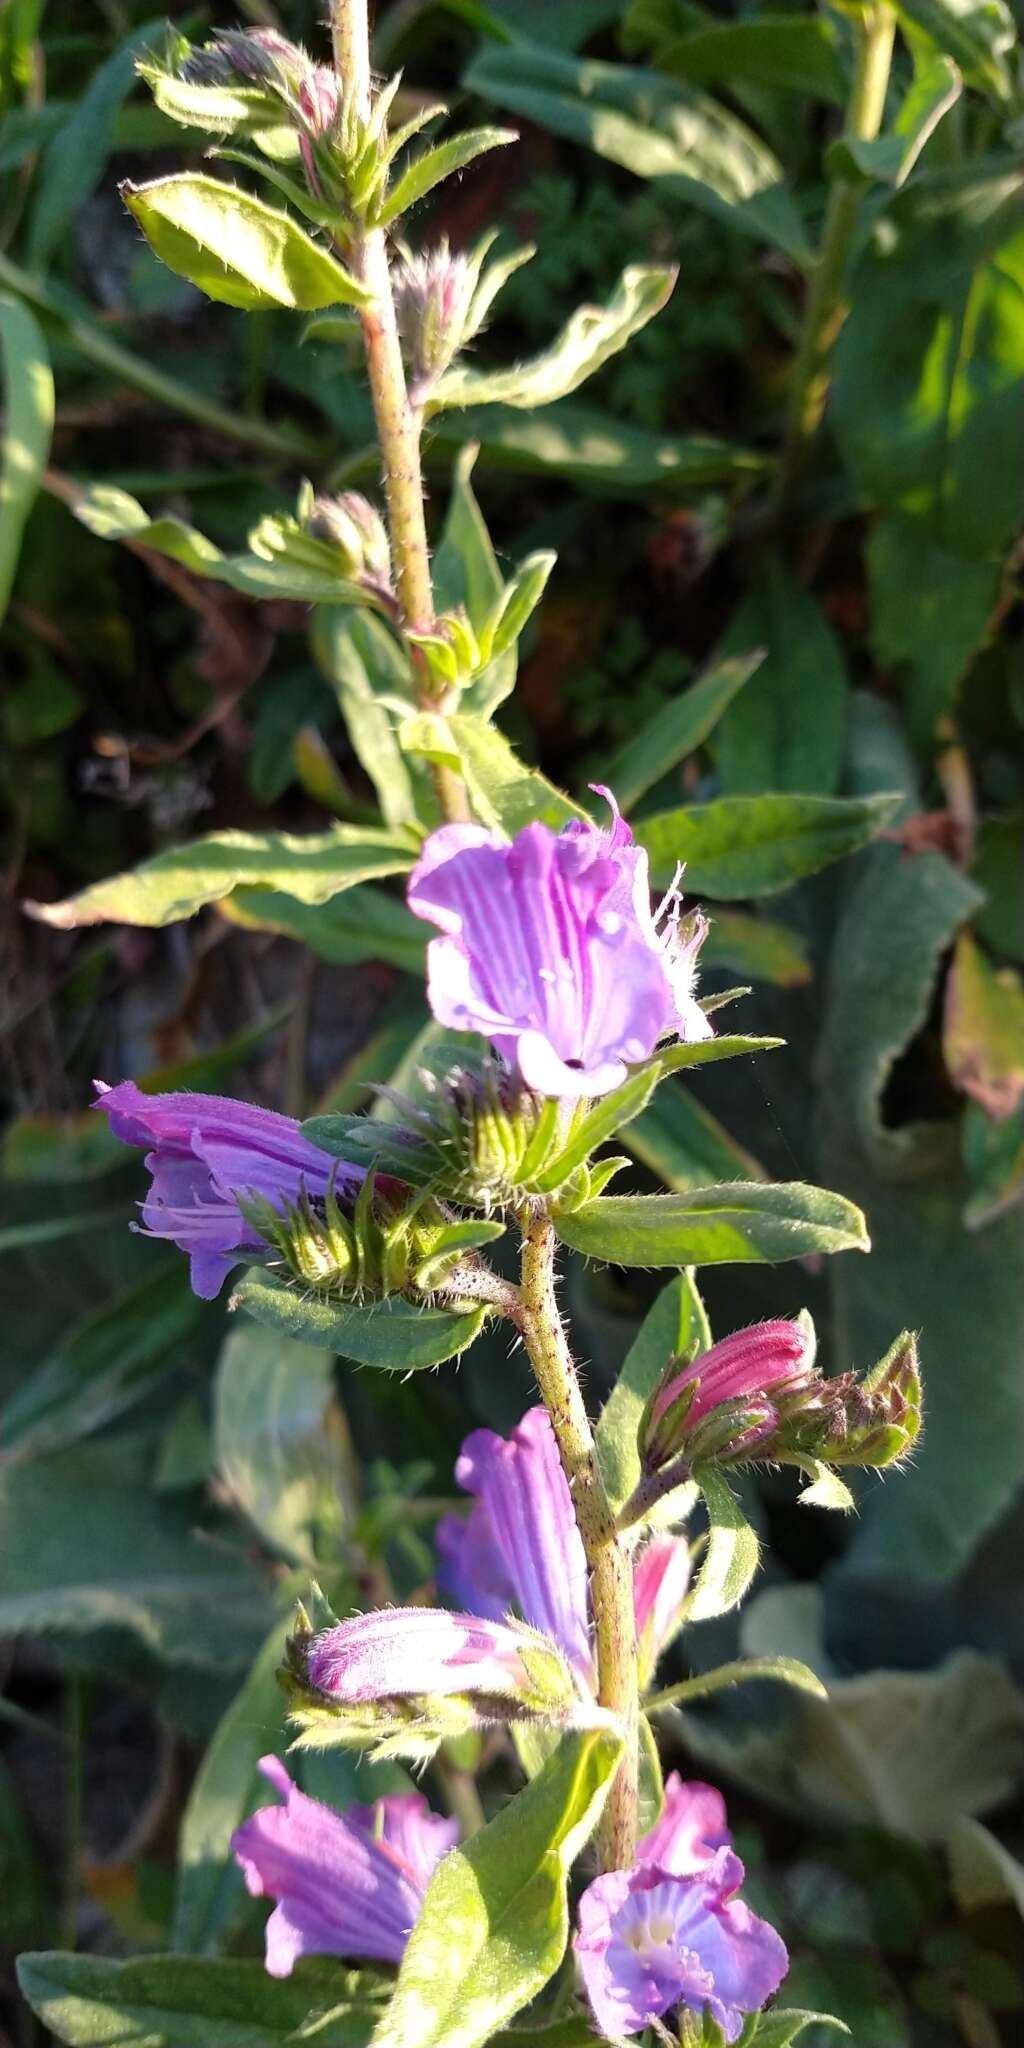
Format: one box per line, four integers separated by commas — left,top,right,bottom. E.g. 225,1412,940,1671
94,1080,362,1299
406,788,711,1100
231,1756,457,1977
437,1406,690,1687
307,1605,571,1708
575,1853,787,2043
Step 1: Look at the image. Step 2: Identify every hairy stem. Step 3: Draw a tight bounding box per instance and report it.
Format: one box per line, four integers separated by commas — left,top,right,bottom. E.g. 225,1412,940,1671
330,0,467,822
519,1209,639,1870
774,2,896,522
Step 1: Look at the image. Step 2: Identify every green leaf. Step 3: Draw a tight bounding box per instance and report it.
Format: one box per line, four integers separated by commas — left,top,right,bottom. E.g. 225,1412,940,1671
432,446,514,717
25,824,415,929
0,297,54,624
604,651,762,811
0,1440,271,1669
313,610,420,830
647,1655,827,1712
531,1069,661,1193
0,1207,129,1253
405,712,588,834
866,516,998,746
974,810,1024,962
212,1325,350,1568
230,1271,488,1369
687,1465,761,1620
691,1588,1024,1842
464,45,810,263
834,169,1024,564
948,1816,1024,1917
961,1097,1024,1228
943,930,1024,1119
140,54,292,141
374,1728,622,2048
0,1265,201,1462
819,841,1024,1582
637,792,899,897
554,1181,869,1267
121,174,372,311
488,551,556,659
702,912,811,989
172,1619,292,1955
653,16,846,101
431,263,676,411
827,53,961,187
430,400,766,497
716,561,848,797
17,1952,384,2047
379,127,516,225
893,0,1014,99
749,2013,851,2047
222,885,426,974
27,20,161,270
626,1083,767,1191
596,1273,709,1514
73,485,379,608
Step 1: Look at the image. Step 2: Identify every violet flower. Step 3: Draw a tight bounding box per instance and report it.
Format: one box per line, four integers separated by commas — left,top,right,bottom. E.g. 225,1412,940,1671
306,1604,566,1707
638,1772,733,1876
231,1756,457,1977
94,1080,362,1299
406,787,711,1100
436,1406,690,1687
574,1855,788,2044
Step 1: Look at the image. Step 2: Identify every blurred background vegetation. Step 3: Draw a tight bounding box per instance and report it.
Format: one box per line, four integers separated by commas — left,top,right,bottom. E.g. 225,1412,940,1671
2,1,1024,2041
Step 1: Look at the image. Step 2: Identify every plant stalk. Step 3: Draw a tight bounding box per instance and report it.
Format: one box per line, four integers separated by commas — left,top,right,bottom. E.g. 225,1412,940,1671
330,0,467,823
774,3,896,522
518,1208,639,1871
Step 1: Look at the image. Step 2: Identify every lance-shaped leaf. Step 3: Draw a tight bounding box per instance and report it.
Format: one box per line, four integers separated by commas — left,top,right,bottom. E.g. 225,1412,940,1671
647,1656,827,1713
597,1273,710,1515
429,264,676,412
73,485,384,607
121,174,372,310
17,1952,386,2048
686,1465,761,1621
637,792,899,896
374,1727,622,2048
24,824,415,929
378,127,517,226
139,48,293,141
464,45,810,262
230,1271,488,1370
401,711,588,834
0,298,54,626
893,0,1013,100
604,650,763,811
554,1182,869,1267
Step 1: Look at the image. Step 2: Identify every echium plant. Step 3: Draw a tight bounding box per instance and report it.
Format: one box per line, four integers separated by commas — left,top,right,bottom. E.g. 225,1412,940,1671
19,8,922,2047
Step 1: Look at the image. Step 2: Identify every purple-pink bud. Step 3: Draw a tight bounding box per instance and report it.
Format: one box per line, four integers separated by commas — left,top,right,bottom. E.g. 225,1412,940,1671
306,1605,576,1716
643,1319,815,1471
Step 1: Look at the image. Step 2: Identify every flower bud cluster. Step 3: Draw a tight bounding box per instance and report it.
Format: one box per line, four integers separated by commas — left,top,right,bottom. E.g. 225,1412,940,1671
392,232,532,406
240,1169,502,1305
633,1319,921,1511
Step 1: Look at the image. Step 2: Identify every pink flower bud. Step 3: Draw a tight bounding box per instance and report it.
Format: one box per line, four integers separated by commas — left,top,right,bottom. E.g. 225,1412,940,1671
642,1319,816,1471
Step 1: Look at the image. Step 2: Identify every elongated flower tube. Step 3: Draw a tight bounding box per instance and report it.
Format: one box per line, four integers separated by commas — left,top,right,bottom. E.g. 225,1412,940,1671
231,1757,457,1977
574,1852,788,2044
302,1604,583,1744
406,788,711,1101
436,1406,690,1686
94,1081,363,1299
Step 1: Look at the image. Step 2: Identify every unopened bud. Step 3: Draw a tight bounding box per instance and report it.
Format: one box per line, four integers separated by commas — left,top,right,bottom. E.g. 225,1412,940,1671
306,492,392,589
639,1318,816,1474
184,27,305,90
393,241,477,402
780,1330,922,1470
